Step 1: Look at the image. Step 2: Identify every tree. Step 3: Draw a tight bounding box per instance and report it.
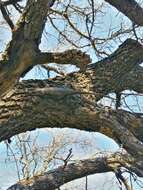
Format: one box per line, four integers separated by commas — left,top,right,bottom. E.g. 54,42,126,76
0,0,143,189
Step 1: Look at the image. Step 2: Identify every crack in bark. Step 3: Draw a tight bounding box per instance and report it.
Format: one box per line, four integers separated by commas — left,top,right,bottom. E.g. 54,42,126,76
1,0,143,189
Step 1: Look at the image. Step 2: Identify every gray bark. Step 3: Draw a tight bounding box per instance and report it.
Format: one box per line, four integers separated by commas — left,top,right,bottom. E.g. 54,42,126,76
0,0,143,189
7,152,136,190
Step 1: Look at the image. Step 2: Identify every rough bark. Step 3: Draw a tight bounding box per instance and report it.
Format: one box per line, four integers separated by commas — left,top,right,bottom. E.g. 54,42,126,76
1,80,143,158
36,49,91,72
7,152,136,190
0,39,143,157
1,37,143,189
0,0,143,97
105,0,143,26
0,0,56,97
1,0,143,189
0,0,91,96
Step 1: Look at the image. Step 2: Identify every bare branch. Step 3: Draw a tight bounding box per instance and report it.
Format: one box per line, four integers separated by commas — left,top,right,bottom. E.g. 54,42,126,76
105,0,143,26
7,152,135,190
36,49,91,73
0,4,14,30
0,0,56,97
41,65,66,76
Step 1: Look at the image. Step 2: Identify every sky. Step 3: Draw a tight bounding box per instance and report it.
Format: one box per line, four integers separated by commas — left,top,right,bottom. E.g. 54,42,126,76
0,0,143,189
0,129,119,189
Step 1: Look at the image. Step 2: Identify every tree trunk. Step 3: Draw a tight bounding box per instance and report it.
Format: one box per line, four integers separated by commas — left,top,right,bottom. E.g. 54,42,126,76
0,0,143,189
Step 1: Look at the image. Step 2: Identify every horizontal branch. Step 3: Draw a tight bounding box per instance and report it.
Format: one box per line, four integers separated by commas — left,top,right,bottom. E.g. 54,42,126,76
0,0,143,99
0,38,143,159
0,40,143,156
0,38,143,157
0,39,143,186
36,49,91,72
105,0,143,26
34,39,143,99
0,79,143,159
7,152,135,190
0,31,143,99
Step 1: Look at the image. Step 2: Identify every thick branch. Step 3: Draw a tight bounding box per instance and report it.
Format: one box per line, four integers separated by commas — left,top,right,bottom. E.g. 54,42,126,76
36,49,91,72
0,0,143,99
29,39,143,99
0,40,143,152
105,0,143,26
0,0,56,97
0,38,143,158
0,79,143,159
0,40,143,151
1,38,143,183
7,152,134,190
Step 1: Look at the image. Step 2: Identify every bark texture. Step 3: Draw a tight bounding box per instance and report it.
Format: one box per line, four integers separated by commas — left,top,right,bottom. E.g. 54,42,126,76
0,0,56,96
0,0,143,189
7,152,136,190
1,39,143,189
0,38,143,159
105,0,143,26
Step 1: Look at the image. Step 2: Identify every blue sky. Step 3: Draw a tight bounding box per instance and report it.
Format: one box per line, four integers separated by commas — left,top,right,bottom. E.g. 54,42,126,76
0,129,119,189
0,0,143,189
